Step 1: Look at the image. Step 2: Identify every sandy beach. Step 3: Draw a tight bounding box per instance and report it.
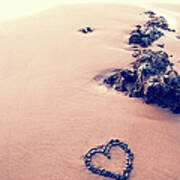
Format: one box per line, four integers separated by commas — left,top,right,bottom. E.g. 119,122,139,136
0,2,179,180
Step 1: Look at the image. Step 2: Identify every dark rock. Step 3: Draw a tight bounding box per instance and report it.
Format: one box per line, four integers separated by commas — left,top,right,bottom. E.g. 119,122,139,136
128,153,134,158
128,12,174,48
79,28,88,34
100,169,107,176
132,52,139,58
120,70,137,82
86,27,93,32
170,29,176,32
85,159,91,167
104,170,112,177
103,49,180,113
123,170,130,179
157,43,165,48
88,164,95,171
125,167,132,173
126,162,133,169
129,33,142,44
109,139,116,144
85,153,91,158
78,27,94,34
116,174,122,180
144,11,156,16
125,148,131,153
131,45,139,48
114,139,121,143
136,25,142,29
120,143,128,150
103,73,120,87
132,49,141,58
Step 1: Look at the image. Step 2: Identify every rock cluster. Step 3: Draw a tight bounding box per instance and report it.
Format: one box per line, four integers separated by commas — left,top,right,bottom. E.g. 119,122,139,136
103,11,180,113
78,27,94,34
84,139,134,180
103,50,180,113
129,11,175,47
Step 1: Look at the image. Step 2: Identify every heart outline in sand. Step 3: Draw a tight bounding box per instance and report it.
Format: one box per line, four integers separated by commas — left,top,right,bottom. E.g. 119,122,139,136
84,139,134,180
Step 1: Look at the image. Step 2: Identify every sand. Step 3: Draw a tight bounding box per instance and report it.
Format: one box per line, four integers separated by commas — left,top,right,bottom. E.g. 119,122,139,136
0,2,179,180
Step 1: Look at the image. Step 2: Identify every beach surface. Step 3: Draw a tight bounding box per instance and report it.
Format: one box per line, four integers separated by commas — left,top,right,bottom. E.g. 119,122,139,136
0,2,179,180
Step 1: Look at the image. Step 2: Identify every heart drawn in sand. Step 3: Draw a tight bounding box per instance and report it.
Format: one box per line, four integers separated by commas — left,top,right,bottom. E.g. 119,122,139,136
84,139,134,180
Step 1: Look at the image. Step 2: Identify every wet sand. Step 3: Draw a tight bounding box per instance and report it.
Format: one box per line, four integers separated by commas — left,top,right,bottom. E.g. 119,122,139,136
0,2,179,180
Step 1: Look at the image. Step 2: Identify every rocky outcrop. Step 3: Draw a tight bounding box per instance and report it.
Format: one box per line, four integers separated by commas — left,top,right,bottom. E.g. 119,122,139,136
129,11,175,47
103,11,180,113
103,50,180,113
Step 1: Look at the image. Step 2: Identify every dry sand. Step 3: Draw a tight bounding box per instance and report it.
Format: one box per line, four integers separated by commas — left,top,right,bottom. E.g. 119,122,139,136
0,2,179,180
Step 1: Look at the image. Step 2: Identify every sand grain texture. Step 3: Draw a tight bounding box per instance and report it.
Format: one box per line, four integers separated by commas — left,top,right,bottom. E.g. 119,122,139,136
0,3,179,180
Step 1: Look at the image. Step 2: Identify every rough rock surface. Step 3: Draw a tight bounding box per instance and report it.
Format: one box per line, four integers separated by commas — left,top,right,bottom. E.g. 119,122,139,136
129,11,175,47
103,50,180,113
103,11,180,113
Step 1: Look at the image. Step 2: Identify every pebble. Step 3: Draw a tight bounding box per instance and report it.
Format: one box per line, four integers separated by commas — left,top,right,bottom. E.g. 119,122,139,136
86,27,93,32
157,43,165,48
79,28,88,34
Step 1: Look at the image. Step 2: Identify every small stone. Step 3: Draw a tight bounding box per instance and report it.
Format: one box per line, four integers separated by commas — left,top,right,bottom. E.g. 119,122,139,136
109,139,116,144
86,27,93,32
94,168,101,175
110,173,119,179
120,143,128,150
144,11,156,16
132,52,140,58
128,153,134,161
104,170,112,177
91,167,98,174
126,162,133,169
157,43,165,48
132,45,139,48
125,148,131,153
116,174,122,180
85,159,91,167
124,172,130,179
128,152,134,157
89,149,97,155
79,28,88,34
100,169,107,176
106,153,111,159
113,139,120,143
170,29,176,32
88,164,94,171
